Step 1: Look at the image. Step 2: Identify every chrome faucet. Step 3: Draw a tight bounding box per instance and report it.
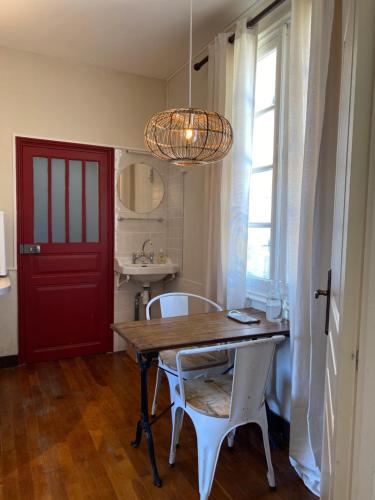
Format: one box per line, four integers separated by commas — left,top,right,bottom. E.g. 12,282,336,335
142,239,152,254
132,239,154,264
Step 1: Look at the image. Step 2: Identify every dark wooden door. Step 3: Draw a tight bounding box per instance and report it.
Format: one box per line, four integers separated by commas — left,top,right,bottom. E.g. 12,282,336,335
17,138,114,363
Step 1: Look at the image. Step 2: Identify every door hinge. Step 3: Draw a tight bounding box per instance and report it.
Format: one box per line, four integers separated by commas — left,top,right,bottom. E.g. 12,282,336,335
355,349,359,371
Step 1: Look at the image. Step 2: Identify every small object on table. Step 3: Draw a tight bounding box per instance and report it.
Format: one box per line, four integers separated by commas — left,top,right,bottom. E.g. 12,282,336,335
227,310,261,324
266,280,283,322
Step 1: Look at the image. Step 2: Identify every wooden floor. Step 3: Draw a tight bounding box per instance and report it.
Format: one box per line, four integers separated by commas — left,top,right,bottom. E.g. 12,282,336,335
0,352,316,500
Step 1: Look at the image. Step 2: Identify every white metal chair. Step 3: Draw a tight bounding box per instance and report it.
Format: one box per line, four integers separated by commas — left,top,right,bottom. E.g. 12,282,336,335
146,293,231,419
169,335,285,500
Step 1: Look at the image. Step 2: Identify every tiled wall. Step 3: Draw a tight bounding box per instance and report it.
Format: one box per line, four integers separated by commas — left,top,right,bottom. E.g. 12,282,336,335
166,165,184,270
115,149,169,261
113,149,184,351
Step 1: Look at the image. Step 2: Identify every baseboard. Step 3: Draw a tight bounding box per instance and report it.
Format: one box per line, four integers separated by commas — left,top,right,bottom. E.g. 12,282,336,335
266,405,290,449
0,355,18,368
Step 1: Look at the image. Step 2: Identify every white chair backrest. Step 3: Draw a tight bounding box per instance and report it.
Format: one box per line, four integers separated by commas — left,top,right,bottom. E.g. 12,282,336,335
229,336,284,422
146,292,222,320
175,336,285,421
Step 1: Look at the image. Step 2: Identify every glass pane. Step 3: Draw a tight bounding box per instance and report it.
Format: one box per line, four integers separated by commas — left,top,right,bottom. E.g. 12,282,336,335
51,159,66,243
247,227,271,279
33,157,48,243
255,49,277,112
69,160,82,242
253,110,275,167
249,169,273,224
85,161,99,243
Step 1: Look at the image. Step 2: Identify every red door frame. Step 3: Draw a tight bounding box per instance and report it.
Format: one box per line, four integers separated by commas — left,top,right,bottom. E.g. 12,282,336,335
16,137,115,363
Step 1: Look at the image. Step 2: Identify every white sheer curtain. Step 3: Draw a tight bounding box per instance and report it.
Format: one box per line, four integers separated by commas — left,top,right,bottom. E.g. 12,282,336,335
221,21,257,309
203,34,232,304
203,19,257,309
287,0,335,495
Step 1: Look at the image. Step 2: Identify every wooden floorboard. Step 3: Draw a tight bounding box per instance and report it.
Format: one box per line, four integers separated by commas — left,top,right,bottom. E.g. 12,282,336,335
0,352,316,500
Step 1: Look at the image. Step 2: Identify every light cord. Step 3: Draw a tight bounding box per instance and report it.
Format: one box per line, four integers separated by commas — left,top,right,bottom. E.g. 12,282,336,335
188,0,192,108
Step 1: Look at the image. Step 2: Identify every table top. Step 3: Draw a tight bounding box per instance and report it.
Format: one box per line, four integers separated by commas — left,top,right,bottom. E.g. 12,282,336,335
111,308,289,355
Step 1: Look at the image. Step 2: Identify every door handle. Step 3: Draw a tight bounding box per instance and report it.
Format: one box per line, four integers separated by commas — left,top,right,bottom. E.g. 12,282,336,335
20,244,41,254
314,269,331,335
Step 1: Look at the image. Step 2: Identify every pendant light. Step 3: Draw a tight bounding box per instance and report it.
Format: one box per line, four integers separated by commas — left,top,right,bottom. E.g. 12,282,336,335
144,0,233,166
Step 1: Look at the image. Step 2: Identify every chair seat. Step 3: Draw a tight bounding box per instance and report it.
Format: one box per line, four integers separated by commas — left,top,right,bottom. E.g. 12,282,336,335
160,349,228,372
176,374,233,418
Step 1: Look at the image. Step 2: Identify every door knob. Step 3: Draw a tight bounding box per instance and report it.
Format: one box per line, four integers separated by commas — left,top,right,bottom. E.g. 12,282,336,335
314,289,328,299
314,270,331,335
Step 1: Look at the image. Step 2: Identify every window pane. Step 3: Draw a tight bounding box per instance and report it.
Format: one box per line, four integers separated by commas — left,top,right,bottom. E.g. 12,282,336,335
249,169,273,224
247,227,271,279
33,157,48,243
255,49,277,111
85,161,99,243
253,110,275,167
51,159,66,243
69,160,82,242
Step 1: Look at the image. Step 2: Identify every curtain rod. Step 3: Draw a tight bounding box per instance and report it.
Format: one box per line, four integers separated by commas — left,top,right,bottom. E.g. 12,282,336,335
194,0,286,71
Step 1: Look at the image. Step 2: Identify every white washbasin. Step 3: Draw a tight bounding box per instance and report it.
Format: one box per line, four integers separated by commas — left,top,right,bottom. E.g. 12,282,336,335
115,256,179,286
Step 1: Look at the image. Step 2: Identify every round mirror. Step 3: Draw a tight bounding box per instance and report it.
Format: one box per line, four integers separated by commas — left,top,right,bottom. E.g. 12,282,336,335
117,163,165,214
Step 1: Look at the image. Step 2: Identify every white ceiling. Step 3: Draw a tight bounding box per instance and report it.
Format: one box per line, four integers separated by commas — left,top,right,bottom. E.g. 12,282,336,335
0,0,253,79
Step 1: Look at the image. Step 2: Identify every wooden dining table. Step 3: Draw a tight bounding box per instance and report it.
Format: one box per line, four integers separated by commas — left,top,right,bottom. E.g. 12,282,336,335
111,307,289,487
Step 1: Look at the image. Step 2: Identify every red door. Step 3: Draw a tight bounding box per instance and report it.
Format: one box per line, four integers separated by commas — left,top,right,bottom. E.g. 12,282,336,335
17,138,114,363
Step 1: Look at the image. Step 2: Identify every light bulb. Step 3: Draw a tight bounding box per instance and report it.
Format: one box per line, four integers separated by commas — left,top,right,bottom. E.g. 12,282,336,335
185,128,194,140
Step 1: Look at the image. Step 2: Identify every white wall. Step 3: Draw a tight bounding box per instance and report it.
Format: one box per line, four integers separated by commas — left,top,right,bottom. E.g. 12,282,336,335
0,46,166,356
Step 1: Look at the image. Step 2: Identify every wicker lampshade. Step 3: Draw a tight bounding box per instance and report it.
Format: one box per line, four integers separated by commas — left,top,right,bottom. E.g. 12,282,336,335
144,108,233,166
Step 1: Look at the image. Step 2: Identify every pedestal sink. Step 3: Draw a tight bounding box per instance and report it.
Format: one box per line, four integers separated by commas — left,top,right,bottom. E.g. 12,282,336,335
114,256,179,288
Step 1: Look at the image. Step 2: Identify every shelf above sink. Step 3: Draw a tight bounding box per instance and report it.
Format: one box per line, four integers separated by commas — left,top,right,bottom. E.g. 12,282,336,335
115,256,179,287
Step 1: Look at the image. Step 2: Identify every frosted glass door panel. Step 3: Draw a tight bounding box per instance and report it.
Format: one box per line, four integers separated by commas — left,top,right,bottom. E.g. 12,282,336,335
69,160,83,242
85,162,99,243
33,157,49,243
51,159,66,243
32,156,101,245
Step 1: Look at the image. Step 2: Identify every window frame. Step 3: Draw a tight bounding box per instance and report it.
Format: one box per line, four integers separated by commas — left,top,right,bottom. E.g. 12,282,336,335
247,20,290,303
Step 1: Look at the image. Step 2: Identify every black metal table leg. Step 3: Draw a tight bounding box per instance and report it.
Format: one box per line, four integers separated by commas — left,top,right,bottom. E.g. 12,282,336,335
131,420,142,448
131,352,162,487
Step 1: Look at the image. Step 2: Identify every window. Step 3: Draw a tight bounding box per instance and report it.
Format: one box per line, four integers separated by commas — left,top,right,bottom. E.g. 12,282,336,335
247,25,288,299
